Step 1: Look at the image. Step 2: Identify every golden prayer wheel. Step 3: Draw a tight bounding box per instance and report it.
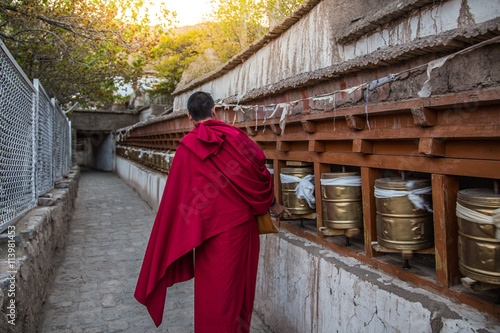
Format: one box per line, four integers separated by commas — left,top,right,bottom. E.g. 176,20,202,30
168,152,175,172
457,188,500,285
281,166,314,215
321,172,363,230
375,178,434,251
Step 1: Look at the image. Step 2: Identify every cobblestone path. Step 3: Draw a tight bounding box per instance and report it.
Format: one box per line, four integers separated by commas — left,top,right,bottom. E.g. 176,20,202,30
39,170,272,333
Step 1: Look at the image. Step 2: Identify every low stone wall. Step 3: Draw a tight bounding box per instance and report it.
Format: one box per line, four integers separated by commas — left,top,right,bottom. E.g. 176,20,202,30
0,167,80,333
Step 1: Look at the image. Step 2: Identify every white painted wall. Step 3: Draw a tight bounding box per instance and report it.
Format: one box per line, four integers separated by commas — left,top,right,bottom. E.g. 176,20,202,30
114,156,167,211
173,0,500,111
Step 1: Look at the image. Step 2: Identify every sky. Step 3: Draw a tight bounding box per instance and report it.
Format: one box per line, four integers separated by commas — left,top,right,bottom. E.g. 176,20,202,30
157,0,214,27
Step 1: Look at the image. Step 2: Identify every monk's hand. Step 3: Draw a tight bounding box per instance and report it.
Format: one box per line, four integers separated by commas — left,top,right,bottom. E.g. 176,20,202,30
269,202,291,220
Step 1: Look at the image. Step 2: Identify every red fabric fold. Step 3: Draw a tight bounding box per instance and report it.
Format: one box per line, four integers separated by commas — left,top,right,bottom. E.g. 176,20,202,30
134,119,273,326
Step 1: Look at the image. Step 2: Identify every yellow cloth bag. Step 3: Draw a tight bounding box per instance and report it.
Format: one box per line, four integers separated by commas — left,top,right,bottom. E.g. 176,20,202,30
256,212,278,234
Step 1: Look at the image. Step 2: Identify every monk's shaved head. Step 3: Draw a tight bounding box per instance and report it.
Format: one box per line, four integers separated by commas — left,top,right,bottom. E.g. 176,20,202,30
187,91,214,121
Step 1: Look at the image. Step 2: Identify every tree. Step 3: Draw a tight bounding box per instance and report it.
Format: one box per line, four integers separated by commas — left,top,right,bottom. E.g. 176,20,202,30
0,0,174,107
264,0,306,28
148,0,307,97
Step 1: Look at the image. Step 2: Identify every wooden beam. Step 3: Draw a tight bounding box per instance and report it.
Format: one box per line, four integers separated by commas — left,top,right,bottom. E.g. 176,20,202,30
361,167,382,258
353,139,373,154
411,107,437,127
432,174,461,287
270,123,282,135
277,140,291,151
264,150,500,180
419,138,446,156
314,162,331,234
274,160,287,207
345,115,365,131
246,125,256,136
301,120,317,133
309,140,326,152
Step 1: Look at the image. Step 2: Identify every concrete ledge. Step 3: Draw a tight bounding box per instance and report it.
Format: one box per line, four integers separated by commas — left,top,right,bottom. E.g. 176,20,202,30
0,167,80,333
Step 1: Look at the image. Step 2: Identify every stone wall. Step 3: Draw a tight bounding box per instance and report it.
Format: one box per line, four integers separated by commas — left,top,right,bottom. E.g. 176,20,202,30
0,168,80,333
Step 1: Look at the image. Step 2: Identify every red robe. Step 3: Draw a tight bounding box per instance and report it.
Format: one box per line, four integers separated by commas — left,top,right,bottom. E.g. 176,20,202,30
134,119,273,328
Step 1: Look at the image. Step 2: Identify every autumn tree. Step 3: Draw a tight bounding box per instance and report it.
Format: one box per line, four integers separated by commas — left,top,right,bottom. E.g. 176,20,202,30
149,0,307,95
0,0,174,107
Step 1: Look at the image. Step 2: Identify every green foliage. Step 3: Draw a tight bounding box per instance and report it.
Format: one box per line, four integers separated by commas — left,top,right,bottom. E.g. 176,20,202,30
149,0,306,95
0,0,174,107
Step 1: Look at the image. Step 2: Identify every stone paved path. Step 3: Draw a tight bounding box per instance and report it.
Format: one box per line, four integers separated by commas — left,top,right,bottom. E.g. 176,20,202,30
39,170,273,333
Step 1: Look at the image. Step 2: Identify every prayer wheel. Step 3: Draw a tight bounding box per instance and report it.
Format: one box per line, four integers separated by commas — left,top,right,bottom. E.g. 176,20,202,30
167,152,175,172
375,178,434,251
321,172,363,230
281,166,314,215
457,188,500,285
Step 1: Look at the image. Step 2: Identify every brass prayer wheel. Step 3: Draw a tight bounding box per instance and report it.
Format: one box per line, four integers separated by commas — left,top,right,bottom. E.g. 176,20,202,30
321,172,363,230
281,166,314,215
375,178,434,251
167,152,175,172
457,188,500,285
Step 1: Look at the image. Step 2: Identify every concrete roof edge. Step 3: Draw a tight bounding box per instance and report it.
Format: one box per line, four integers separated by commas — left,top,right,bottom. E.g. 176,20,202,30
227,18,500,104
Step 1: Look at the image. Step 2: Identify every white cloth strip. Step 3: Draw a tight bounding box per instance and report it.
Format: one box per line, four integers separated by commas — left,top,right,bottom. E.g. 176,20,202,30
374,186,432,212
281,174,316,209
320,176,361,186
456,203,500,240
267,168,274,175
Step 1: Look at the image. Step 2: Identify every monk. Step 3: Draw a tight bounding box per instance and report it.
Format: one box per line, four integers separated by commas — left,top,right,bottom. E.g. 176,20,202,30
135,91,289,332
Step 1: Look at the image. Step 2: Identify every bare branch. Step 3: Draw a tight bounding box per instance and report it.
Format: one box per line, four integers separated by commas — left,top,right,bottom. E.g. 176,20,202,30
279,0,293,14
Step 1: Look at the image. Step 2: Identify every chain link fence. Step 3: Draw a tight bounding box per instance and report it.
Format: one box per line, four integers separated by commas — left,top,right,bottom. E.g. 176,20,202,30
0,40,71,234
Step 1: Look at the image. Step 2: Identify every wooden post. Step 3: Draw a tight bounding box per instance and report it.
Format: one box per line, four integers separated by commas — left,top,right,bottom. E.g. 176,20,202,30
361,167,382,257
315,162,331,236
274,159,286,207
432,174,461,287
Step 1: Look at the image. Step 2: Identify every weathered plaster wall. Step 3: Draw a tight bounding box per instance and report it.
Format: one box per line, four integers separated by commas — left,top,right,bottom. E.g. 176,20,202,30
255,232,500,332
173,0,500,110
114,156,167,211
340,0,500,60
0,168,80,333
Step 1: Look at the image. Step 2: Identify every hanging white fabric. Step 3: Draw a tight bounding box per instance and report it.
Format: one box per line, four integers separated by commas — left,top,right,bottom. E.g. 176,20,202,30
320,176,361,187
161,151,176,163
417,55,454,98
280,174,316,209
267,168,274,175
374,181,432,212
456,203,500,240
